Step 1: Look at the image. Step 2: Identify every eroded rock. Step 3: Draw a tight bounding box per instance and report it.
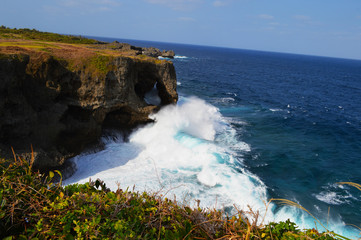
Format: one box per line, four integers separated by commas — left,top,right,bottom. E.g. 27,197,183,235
0,51,177,172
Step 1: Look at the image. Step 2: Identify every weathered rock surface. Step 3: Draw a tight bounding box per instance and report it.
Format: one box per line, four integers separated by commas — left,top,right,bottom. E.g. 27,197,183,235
94,41,143,54
142,48,175,59
142,47,161,58
161,50,175,59
0,51,177,171
92,41,176,58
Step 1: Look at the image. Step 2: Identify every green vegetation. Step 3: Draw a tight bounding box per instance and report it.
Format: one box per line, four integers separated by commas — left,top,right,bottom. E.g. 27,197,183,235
135,54,166,64
63,54,117,78
0,41,63,54
90,54,115,75
0,26,169,71
1,155,356,239
0,26,100,44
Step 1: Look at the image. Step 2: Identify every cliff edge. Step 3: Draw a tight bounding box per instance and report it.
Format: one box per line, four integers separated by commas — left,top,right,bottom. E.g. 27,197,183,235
0,34,177,172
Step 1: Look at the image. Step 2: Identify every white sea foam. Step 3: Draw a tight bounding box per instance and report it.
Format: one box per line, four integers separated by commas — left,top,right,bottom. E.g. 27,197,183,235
212,97,235,105
174,55,188,59
159,55,188,60
314,192,346,205
64,97,266,213
313,183,357,206
220,97,235,103
64,96,358,238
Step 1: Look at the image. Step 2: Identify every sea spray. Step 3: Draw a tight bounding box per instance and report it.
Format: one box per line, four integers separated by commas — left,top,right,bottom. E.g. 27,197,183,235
65,97,267,211
64,96,358,238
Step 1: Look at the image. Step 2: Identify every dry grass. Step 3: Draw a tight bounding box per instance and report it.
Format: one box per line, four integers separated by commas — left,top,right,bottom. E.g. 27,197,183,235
0,38,167,63
0,38,169,81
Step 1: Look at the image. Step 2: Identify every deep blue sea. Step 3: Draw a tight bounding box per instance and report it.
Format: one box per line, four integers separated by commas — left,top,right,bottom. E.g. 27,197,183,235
65,37,361,238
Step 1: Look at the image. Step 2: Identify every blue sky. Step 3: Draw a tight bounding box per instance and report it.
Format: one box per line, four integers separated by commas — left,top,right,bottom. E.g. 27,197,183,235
1,0,361,59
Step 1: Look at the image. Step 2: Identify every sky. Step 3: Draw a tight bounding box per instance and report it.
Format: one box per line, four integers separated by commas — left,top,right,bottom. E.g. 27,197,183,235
1,0,361,60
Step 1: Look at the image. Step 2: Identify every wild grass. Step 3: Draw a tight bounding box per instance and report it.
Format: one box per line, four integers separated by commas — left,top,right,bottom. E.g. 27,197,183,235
0,26,171,77
0,26,99,44
1,153,358,239
89,54,114,75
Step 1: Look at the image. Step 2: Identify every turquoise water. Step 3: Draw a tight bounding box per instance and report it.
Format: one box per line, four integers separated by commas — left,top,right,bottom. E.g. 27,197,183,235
66,37,361,238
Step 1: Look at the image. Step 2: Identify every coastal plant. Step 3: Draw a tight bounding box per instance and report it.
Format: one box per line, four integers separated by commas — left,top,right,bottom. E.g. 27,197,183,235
270,198,355,240
0,154,354,239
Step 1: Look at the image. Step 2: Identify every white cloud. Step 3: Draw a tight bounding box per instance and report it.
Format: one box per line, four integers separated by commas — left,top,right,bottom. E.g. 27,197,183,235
178,17,196,22
213,0,236,7
293,15,311,21
269,22,280,26
144,0,203,11
292,15,321,26
263,26,275,31
258,14,274,20
62,0,120,7
98,6,112,12
213,0,226,7
52,0,121,13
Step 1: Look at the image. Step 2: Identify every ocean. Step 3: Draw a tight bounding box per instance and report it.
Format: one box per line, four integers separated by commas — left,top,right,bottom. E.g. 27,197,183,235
64,37,361,238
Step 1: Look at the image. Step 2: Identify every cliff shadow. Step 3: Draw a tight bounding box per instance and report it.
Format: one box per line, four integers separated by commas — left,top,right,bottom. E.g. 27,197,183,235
63,131,144,185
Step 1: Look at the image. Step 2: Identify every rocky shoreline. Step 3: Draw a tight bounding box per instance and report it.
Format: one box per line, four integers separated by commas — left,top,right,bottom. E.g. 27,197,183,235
0,39,178,176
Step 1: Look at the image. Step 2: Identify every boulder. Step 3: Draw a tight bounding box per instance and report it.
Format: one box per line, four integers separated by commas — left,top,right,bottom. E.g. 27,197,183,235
142,47,161,58
161,50,175,59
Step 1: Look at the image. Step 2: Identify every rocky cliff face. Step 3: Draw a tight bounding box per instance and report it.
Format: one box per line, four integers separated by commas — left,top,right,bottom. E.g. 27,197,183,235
0,50,177,172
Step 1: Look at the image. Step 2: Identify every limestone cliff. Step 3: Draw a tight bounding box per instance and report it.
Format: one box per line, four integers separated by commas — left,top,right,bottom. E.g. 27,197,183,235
0,41,177,172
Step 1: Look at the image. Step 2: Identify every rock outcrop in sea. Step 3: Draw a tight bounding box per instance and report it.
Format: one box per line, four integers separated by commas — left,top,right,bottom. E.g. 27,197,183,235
0,42,177,173
94,41,176,58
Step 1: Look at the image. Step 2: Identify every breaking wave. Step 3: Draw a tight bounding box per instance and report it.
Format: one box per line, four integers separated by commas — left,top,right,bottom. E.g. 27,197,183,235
64,96,358,238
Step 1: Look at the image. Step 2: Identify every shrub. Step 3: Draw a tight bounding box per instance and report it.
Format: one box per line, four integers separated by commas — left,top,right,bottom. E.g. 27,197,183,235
0,155,352,239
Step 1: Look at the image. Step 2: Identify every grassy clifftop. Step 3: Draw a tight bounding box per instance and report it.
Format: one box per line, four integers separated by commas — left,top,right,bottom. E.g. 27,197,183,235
0,26,100,44
0,26,165,78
